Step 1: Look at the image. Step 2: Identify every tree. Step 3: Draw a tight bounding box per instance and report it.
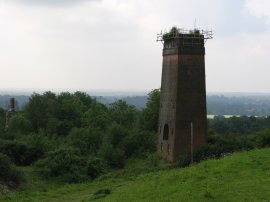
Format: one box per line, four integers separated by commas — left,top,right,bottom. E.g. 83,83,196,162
68,127,103,155
24,92,58,133
138,89,160,131
83,101,110,131
8,113,32,135
56,92,81,135
73,91,93,111
36,146,87,183
105,123,128,147
99,143,125,169
87,156,107,180
109,100,136,129
120,129,156,157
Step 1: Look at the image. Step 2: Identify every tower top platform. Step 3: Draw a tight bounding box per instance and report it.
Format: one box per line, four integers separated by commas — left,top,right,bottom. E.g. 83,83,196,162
157,27,213,44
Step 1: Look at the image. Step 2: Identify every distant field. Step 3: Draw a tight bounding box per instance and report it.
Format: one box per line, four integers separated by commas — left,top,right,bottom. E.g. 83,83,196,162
2,148,270,202
207,115,241,119
207,115,264,119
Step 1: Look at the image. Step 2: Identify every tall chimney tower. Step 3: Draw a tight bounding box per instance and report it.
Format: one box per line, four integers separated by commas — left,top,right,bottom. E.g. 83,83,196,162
8,98,16,114
157,27,213,162
5,97,16,131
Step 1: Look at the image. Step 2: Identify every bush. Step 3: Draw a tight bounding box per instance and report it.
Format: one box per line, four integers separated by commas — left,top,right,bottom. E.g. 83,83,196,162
146,153,162,167
21,132,50,154
121,130,156,158
36,147,87,183
177,154,191,167
0,139,43,166
99,144,125,169
68,127,103,156
0,153,24,186
106,123,128,147
8,113,32,135
255,129,270,148
162,27,179,41
87,156,107,180
177,134,255,167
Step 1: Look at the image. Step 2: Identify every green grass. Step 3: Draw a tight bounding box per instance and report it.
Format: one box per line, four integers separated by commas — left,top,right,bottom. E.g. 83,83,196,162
2,148,270,201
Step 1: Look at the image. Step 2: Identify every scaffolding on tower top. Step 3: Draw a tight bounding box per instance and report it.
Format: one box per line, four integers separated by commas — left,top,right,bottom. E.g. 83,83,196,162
156,27,213,44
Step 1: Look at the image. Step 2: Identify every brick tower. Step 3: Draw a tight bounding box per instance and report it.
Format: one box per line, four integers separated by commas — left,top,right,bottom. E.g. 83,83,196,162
5,98,16,131
157,27,213,162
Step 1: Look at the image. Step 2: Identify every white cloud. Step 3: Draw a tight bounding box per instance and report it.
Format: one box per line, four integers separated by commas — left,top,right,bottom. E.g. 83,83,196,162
0,0,270,92
206,32,270,92
8,0,99,6
246,0,270,22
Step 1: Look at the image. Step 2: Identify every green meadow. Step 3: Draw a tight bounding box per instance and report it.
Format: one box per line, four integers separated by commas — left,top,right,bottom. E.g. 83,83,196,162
2,148,270,202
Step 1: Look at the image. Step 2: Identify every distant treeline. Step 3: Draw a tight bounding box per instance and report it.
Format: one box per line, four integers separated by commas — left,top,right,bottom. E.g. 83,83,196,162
207,95,270,116
1,94,270,116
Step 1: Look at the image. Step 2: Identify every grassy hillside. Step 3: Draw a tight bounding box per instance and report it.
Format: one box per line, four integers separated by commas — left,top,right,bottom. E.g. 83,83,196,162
1,148,270,202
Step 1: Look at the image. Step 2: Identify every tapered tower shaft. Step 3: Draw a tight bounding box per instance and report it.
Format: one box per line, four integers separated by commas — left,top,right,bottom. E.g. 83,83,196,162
157,28,212,162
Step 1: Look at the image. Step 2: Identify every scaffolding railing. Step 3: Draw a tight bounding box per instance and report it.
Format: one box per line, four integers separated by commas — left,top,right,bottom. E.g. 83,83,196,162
156,28,213,44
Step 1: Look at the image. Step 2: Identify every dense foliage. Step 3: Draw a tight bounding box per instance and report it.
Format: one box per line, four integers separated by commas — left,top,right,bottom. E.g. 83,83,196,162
178,116,270,166
1,89,270,186
0,91,159,183
0,153,24,187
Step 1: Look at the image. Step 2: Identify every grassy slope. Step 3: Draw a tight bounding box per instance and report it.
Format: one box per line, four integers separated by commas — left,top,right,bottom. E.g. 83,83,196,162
1,148,270,202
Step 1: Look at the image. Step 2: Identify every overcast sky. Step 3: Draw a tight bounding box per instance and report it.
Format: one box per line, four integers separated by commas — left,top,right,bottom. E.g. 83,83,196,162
0,0,270,93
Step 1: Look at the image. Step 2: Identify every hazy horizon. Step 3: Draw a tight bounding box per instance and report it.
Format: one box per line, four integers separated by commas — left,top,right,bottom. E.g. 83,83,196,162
1,88,270,97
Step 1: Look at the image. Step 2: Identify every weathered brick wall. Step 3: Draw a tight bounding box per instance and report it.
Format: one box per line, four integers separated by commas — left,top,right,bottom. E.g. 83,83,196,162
158,37,207,162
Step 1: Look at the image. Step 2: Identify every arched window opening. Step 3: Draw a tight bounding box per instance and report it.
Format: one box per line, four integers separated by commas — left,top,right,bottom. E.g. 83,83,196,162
163,124,169,140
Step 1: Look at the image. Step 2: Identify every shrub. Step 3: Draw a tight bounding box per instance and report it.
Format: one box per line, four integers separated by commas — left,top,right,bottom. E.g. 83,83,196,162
36,147,87,183
120,130,156,158
177,134,255,167
8,113,32,135
21,132,50,154
256,129,270,148
177,154,191,167
68,127,103,156
99,144,125,169
146,153,162,167
87,156,107,180
0,139,43,166
0,153,24,186
106,123,128,147
162,27,179,41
